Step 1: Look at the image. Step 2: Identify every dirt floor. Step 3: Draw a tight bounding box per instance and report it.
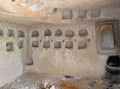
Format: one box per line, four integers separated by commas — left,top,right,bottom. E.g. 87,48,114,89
1,72,120,89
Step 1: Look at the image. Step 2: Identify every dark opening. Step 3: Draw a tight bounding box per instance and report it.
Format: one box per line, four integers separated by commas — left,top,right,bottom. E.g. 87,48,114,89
32,31,39,37
44,29,51,36
106,55,120,74
107,56,120,67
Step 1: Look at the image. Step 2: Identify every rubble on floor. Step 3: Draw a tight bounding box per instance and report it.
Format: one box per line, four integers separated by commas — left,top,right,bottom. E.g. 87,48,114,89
1,72,120,89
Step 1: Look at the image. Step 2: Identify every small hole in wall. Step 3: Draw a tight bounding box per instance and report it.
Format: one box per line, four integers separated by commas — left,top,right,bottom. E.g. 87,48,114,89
43,41,50,48
18,31,25,37
0,28,3,36
78,41,87,49
65,30,74,37
79,29,88,37
32,31,39,37
6,42,14,51
8,29,15,37
18,41,24,49
55,29,62,36
62,10,73,19
65,41,73,49
54,41,61,48
32,41,39,47
44,29,51,36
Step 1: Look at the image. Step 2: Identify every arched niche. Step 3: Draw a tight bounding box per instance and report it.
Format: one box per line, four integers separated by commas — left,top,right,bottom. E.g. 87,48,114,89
55,29,62,36
79,29,88,37
32,31,39,37
44,29,51,36
65,30,74,37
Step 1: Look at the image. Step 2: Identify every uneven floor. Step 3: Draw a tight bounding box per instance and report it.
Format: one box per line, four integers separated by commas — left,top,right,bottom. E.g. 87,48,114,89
1,72,120,89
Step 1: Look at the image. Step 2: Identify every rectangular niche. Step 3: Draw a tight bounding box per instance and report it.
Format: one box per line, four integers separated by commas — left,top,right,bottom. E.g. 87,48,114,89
18,41,24,49
78,10,87,18
8,29,15,37
62,10,73,19
6,42,14,51
96,20,120,55
43,41,50,48
65,41,73,49
54,41,61,48
78,41,87,49
32,41,39,48
18,31,25,37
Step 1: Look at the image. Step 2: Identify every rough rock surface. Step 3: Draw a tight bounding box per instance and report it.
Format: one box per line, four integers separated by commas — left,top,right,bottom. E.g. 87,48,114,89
1,72,120,89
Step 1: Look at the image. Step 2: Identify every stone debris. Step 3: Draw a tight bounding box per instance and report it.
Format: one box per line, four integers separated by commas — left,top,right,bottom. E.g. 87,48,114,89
1,72,120,89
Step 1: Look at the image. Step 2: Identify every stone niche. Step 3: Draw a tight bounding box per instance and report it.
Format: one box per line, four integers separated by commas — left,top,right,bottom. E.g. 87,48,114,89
32,41,39,48
90,9,100,18
18,41,24,49
18,31,25,37
55,29,62,36
78,41,87,49
32,31,39,37
6,42,14,51
62,10,73,19
96,20,120,55
65,30,74,37
43,41,50,48
79,29,88,37
54,41,61,48
44,29,51,36
65,41,73,49
78,10,87,18
8,29,15,37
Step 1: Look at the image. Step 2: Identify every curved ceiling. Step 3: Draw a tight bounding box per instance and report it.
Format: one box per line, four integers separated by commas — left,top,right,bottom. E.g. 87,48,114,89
0,0,120,25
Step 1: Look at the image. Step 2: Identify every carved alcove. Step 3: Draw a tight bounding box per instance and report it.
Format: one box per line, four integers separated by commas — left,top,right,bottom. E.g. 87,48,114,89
78,10,87,18
79,29,88,37
78,41,87,49
18,41,24,49
62,10,73,19
65,41,73,49
8,29,15,37
43,41,50,48
6,42,14,51
18,31,25,37
32,31,39,37
65,30,74,37
55,29,62,36
32,41,39,48
96,20,120,55
54,41,61,48
44,29,51,36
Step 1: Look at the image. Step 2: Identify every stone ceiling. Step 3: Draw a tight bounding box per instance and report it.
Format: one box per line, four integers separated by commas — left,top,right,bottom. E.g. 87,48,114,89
0,0,120,25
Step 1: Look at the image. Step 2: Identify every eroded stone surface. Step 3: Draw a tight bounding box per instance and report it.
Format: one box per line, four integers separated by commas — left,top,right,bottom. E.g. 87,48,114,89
1,72,120,89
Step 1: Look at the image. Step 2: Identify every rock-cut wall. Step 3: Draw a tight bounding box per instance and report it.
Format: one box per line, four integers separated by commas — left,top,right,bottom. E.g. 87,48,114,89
0,21,27,87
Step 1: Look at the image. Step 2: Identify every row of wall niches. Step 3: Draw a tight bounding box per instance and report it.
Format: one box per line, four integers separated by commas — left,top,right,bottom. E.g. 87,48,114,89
6,41,24,52
0,28,25,37
32,41,87,49
62,9,100,19
31,29,88,37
